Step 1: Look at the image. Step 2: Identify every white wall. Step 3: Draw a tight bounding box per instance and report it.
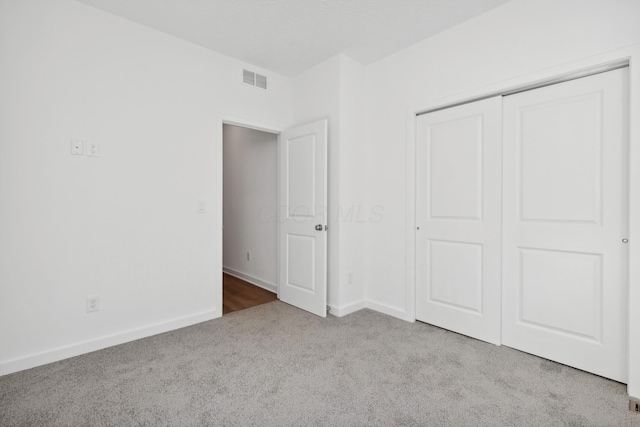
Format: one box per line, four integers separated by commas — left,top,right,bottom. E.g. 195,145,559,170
292,56,342,309
223,125,277,291
364,0,640,316
292,54,367,315
336,56,367,313
0,0,291,375
363,0,640,393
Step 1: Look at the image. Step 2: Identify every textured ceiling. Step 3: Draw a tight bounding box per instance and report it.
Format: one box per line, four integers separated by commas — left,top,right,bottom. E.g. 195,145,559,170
75,0,511,77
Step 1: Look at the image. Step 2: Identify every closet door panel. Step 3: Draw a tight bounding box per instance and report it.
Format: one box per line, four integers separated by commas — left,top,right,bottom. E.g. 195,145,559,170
502,68,628,382
416,96,502,345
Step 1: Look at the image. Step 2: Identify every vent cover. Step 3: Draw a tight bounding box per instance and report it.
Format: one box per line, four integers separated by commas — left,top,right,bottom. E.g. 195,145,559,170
255,73,267,89
242,69,267,89
243,69,255,85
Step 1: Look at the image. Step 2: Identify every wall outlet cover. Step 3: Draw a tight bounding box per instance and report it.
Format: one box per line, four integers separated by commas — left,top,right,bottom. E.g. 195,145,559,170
86,142,100,157
86,296,100,313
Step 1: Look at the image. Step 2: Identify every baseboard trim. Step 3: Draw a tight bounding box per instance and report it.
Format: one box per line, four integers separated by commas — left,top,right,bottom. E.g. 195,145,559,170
328,300,414,320
329,300,366,317
0,309,219,377
365,300,414,322
223,267,277,293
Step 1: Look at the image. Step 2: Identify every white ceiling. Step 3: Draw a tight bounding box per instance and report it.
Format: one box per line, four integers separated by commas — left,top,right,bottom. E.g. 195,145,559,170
76,0,511,77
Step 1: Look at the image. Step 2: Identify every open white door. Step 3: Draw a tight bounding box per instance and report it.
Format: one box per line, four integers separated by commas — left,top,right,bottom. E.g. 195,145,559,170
415,96,503,344
278,119,328,317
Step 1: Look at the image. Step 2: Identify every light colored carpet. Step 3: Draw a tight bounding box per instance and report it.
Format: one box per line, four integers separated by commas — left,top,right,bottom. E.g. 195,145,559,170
1,301,638,426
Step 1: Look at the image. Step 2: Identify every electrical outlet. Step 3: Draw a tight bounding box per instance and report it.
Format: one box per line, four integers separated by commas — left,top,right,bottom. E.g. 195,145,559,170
247,251,251,261
86,296,100,313
86,141,100,157
631,400,640,413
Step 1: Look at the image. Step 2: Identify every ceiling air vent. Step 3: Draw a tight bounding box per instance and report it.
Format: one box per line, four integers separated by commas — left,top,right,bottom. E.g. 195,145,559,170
242,69,267,90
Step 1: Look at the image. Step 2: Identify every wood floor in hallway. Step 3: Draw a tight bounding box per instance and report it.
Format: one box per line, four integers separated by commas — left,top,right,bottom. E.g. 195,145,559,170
223,273,278,314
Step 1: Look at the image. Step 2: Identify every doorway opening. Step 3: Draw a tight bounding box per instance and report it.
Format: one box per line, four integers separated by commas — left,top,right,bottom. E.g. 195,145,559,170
222,123,279,314
217,116,329,318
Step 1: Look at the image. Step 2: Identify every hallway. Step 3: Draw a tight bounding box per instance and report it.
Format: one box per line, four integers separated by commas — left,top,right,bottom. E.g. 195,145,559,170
222,273,277,314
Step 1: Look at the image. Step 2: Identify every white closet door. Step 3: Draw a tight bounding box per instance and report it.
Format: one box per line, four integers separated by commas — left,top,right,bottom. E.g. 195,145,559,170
502,69,628,382
416,96,503,344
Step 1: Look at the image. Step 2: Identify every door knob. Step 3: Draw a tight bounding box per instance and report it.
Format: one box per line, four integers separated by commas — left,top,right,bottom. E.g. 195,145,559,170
315,224,323,231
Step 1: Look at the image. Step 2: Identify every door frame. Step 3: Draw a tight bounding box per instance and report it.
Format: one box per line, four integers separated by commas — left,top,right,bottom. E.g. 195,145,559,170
215,114,284,315
405,44,640,398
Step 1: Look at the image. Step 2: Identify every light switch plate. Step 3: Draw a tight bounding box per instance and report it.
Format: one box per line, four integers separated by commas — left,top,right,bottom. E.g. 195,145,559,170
71,139,84,155
197,200,206,213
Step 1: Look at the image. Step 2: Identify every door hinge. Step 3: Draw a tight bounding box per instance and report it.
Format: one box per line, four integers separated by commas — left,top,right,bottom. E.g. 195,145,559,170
325,225,328,231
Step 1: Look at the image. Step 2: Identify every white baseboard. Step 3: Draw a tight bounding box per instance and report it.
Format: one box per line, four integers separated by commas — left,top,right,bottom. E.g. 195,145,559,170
329,300,366,317
0,297,411,377
0,309,219,377
223,267,277,294
328,300,414,321
365,300,414,322
328,299,415,320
